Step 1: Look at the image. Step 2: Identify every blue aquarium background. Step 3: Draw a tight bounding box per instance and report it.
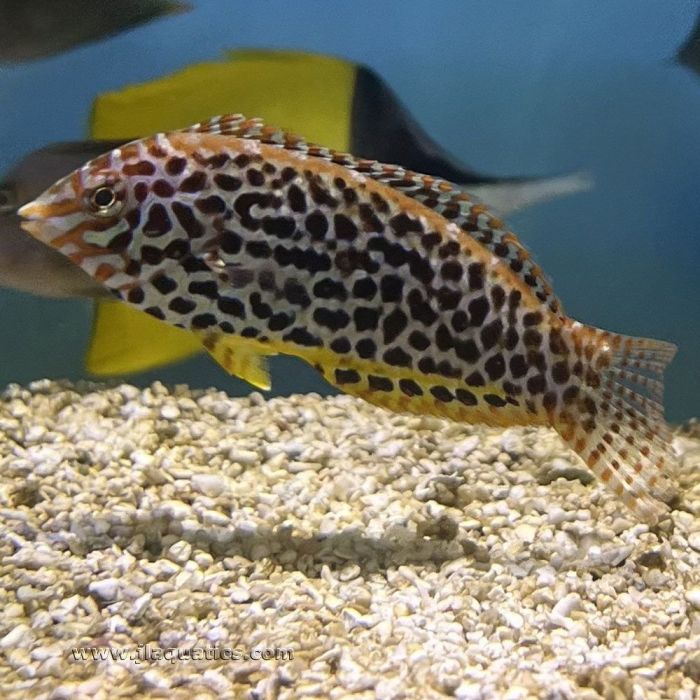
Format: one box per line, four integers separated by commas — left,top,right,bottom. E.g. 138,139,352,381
0,0,698,422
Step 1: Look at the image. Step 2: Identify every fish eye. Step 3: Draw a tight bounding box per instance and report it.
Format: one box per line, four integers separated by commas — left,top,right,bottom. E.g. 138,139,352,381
89,186,117,213
83,169,127,218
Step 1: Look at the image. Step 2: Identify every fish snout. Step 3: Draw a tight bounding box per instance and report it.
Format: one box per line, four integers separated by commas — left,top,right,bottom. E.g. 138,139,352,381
18,197,81,247
17,177,83,245
18,195,81,222
18,199,47,220
18,171,81,219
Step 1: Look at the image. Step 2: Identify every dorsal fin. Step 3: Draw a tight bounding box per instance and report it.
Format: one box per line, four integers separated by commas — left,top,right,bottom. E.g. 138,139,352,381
180,114,563,314
182,114,266,138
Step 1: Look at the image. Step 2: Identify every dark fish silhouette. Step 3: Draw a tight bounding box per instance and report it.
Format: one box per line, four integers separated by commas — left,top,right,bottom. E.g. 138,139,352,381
677,11,700,77
0,0,189,63
350,65,590,214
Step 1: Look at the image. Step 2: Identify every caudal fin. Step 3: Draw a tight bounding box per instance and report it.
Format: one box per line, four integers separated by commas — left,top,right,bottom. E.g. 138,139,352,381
554,325,678,525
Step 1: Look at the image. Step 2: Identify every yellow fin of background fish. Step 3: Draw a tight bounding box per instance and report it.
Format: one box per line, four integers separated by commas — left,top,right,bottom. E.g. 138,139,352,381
91,50,354,149
85,300,201,376
199,333,277,391
85,50,356,376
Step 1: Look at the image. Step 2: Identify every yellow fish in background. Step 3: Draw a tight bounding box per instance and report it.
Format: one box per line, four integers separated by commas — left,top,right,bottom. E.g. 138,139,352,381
86,50,590,377
88,51,358,376
1,50,591,375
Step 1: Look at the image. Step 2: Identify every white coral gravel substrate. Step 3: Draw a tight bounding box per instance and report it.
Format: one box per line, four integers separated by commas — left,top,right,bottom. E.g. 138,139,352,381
0,380,698,699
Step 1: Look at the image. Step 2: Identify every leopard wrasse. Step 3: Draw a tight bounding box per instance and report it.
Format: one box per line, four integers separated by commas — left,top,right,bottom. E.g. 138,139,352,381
19,114,679,525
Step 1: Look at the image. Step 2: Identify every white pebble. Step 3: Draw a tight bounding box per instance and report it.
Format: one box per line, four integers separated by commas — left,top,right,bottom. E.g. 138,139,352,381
191,473,227,497
551,593,581,619
501,610,525,630
143,669,172,689
455,682,484,700
88,578,119,601
514,523,537,544
230,586,252,603
686,588,700,610
452,436,480,458
167,540,192,563
129,593,151,619
688,532,700,553
160,404,180,420
0,624,33,649
228,448,258,465
157,500,192,520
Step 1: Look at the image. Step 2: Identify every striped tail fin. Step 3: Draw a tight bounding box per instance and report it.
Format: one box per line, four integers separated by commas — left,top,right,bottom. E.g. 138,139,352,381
553,325,678,525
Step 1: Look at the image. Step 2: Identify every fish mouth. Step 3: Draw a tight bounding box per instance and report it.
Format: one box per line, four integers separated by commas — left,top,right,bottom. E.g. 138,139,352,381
17,200,46,220
20,217,68,250
18,201,48,240
18,200,67,245
19,219,44,238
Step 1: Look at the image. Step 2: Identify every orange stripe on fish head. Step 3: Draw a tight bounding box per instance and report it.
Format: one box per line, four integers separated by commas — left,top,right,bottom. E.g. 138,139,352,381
18,145,139,289
18,169,82,223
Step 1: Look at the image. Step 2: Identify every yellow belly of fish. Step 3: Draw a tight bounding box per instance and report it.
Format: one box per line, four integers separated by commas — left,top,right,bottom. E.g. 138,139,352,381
314,364,538,428
200,331,543,429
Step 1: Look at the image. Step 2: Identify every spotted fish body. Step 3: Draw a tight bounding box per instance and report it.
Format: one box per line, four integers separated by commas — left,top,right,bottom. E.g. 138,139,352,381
20,115,678,525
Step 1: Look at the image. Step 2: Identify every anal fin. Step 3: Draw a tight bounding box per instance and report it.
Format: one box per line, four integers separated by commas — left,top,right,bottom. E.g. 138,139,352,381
199,331,277,391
